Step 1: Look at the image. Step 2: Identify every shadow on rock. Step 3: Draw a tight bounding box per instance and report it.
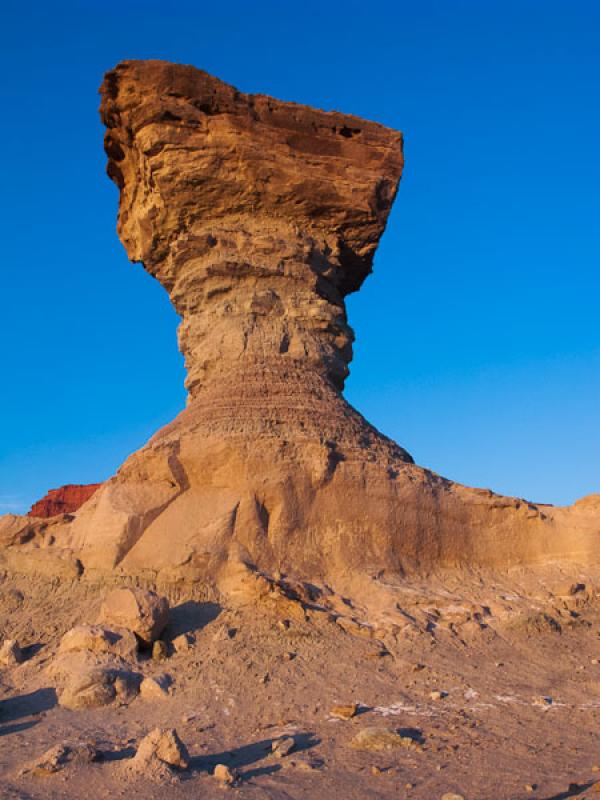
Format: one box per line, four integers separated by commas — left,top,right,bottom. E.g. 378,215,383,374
166,600,221,638
0,688,57,724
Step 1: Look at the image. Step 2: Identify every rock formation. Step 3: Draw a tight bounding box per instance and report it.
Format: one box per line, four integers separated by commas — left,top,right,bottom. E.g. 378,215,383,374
28,484,102,518
0,60,598,599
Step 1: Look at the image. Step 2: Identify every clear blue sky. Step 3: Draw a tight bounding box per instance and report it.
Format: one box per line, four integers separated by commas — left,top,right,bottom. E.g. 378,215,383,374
1,0,598,514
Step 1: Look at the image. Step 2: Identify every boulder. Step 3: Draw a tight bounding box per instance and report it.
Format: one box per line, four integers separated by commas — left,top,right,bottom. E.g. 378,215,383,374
58,624,138,660
58,665,116,710
98,588,169,645
140,674,170,700
172,633,194,653
132,727,189,770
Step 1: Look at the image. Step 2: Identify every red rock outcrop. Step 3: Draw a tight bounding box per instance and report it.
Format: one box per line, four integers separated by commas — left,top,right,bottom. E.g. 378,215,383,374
28,484,101,518
1,60,598,598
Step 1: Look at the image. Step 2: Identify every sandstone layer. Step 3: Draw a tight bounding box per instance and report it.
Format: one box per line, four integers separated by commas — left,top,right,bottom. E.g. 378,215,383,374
28,484,102,518
1,60,598,599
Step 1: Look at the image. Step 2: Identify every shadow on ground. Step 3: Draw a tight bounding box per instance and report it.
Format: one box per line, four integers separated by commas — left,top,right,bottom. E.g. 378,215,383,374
186,732,320,779
0,687,57,728
543,782,595,800
166,600,221,638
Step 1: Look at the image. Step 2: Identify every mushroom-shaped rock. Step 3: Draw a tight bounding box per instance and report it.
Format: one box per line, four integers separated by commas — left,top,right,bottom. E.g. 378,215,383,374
98,588,169,645
21,58,599,590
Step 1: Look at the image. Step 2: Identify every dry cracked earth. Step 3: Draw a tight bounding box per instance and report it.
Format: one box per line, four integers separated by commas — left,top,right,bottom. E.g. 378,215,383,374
3,569,600,800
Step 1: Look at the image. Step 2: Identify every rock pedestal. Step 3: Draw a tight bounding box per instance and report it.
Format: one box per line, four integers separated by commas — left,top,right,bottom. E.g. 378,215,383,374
1,60,598,596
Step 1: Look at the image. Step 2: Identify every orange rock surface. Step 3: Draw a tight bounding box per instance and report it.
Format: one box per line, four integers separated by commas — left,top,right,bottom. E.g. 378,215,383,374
28,484,101,518
1,60,597,598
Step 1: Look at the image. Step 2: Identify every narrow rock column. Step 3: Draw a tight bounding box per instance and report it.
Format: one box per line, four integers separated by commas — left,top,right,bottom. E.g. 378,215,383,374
100,60,404,400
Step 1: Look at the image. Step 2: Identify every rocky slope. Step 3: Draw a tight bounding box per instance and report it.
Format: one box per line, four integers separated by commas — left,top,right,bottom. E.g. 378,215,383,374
0,60,597,609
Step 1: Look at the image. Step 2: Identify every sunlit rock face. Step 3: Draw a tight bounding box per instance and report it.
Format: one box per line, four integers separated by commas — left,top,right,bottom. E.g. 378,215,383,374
2,60,597,594
100,60,405,399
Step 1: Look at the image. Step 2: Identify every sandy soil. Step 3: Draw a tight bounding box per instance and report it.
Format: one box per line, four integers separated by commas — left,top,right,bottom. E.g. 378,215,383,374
2,569,600,800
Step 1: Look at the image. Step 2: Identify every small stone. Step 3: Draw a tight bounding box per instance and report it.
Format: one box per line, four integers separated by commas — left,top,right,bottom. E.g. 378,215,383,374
272,736,295,758
592,659,599,665
533,695,553,706
294,757,323,771
213,763,238,785
430,690,448,701
413,663,426,671
0,639,23,666
172,633,194,653
441,794,465,800
371,765,382,775
366,649,390,659
152,640,168,661
350,727,421,751
525,784,537,793
140,675,170,700
330,703,358,720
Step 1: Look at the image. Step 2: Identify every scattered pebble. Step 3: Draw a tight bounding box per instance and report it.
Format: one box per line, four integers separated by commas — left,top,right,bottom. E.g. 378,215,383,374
350,727,422,751
172,633,194,653
330,703,358,720
272,736,295,758
152,640,168,661
213,763,238,785
533,695,553,706
430,690,448,701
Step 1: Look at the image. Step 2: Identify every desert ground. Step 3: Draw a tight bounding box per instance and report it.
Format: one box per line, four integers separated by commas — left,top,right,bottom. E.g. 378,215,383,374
3,567,600,800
